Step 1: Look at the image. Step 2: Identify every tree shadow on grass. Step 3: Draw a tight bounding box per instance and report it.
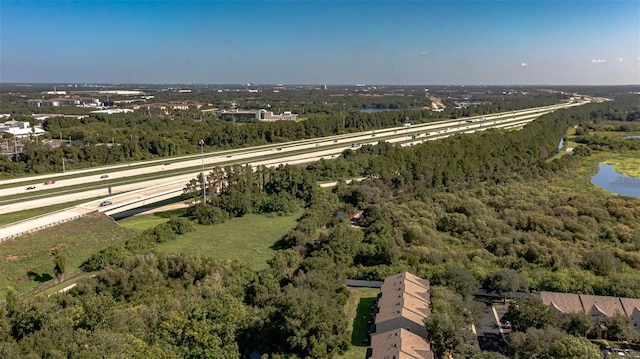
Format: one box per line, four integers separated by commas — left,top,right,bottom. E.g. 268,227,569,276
27,271,53,283
153,208,189,219
269,238,290,250
351,297,376,346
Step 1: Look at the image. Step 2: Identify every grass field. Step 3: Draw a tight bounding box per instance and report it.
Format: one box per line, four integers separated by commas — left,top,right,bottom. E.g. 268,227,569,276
339,287,380,359
119,210,303,270
116,206,188,231
601,156,640,178
0,213,134,299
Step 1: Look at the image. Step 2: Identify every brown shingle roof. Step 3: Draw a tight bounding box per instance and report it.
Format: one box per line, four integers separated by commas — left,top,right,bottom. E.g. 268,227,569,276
619,297,640,316
579,295,626,317
369,328,434,359
376,272,430,326
540,291,584,314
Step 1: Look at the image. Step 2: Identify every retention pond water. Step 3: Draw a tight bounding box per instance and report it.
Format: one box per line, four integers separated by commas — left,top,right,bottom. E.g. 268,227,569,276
591,164,640,199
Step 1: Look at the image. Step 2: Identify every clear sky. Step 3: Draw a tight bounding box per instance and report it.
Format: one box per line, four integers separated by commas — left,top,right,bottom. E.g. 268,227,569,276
1,0,639,85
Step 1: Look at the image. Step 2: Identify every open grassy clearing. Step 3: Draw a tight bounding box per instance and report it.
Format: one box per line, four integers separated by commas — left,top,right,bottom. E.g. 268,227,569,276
155,212,302,270
0,213,134,299
547,148,574,162
116,207,187,231
588,129,640,139
573,152,640,179
119,209,303,270
339,287,380,359
37,271,95,298
601,156,640,178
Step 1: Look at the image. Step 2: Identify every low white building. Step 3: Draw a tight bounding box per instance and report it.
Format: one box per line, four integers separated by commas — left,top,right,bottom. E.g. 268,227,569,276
259,110,297,122
90,108,134,114
0,120,46,138
220,109,298,122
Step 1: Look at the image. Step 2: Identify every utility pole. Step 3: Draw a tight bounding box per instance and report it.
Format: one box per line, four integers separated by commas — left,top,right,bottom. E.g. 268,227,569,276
199,139,206,205
342,103,346,129
62,158,65,173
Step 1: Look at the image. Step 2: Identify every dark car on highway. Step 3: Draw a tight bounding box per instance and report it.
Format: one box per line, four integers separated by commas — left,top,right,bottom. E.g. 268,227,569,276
100,201,112,207
26,186,36,190
100,174,109,179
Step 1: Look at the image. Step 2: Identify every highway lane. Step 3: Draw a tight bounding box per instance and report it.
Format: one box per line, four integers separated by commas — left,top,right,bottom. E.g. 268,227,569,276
0,101,588,240
0,102,580,191
0,101,587,227
0,148,377,240
0,102,580,214
1,102,585,202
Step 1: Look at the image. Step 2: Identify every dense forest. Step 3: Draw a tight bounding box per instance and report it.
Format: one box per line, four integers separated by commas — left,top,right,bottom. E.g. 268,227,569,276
1,93,640,358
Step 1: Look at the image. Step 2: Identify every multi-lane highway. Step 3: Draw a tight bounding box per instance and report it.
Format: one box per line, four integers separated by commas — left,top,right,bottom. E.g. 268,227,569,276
0,100,587,240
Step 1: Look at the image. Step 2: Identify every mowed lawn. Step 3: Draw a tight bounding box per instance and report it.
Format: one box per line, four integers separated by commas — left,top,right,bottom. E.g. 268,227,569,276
339,287,380,359
0,213,134,299
119,210,303,270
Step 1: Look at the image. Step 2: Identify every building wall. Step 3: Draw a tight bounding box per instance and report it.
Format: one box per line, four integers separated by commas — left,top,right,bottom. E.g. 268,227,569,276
375,316,428,338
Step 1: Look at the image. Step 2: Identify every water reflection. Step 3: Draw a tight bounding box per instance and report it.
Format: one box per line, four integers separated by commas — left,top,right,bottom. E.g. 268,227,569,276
591,164,640,198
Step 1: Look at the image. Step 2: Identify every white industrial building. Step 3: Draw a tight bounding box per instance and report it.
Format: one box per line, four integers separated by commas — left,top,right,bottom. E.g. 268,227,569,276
0,120,46,138
220,109,298,122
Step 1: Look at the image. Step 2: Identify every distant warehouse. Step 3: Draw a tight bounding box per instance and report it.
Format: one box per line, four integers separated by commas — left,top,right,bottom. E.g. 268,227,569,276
220,109,298,122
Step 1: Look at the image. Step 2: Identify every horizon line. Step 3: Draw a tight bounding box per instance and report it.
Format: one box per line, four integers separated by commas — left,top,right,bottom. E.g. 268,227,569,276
2,82,639,87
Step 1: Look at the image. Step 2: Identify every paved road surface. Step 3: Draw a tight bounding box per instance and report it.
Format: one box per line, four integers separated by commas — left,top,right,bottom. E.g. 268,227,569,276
477,301,510,354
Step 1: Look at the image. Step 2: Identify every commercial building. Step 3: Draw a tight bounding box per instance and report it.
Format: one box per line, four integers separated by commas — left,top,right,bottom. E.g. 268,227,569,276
24,97,101,107
220,109,297,122
0,120,46,137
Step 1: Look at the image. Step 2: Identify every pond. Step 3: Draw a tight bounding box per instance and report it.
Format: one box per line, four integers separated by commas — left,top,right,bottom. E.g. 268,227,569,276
591,164,640,198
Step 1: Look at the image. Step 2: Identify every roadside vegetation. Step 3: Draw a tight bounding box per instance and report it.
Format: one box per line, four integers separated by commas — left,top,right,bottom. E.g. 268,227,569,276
1,91,639,358
0,213,133,299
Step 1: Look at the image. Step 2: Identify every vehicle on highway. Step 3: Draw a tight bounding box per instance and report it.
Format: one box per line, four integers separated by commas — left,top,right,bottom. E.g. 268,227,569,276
100,201,112,207
226,155,232,158
26,186,36,190
100,174,109,179
164,162,172,165
44,180,55,185
276,148,282,151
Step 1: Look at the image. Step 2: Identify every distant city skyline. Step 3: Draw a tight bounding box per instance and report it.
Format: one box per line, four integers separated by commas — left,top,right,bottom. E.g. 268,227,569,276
1,1,638,85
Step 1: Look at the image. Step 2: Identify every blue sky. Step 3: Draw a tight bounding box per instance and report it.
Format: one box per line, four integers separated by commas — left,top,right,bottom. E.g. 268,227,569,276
1,1,638,85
